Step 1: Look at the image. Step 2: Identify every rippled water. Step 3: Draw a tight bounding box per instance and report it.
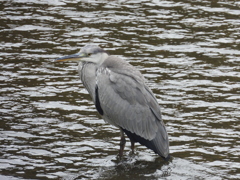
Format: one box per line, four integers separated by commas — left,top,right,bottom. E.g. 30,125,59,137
1,0,240,179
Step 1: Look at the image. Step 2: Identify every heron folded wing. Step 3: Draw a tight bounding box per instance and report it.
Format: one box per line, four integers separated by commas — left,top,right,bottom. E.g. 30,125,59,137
96,60,166,141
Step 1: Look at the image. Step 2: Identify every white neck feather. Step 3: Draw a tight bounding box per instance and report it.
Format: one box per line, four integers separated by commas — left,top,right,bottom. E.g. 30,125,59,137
94,52,109,65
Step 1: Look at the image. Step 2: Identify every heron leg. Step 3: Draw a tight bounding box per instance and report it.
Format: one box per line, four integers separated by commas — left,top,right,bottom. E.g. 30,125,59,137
119,129,126,157
130,140,135,154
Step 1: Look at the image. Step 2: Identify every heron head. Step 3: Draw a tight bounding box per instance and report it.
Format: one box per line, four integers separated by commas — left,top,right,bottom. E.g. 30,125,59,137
55,44,109,64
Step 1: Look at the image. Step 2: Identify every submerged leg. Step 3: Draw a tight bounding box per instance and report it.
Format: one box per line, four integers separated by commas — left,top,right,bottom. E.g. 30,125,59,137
119,129,126,157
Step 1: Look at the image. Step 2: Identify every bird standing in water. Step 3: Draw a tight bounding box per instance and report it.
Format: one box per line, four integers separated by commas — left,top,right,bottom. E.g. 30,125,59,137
56,44,170,160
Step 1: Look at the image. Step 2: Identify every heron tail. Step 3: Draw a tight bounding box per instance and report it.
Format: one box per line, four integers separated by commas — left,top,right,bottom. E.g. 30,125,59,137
122,127,170,160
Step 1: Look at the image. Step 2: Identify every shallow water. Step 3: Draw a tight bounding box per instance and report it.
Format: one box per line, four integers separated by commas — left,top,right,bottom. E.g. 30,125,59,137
0,0,240,179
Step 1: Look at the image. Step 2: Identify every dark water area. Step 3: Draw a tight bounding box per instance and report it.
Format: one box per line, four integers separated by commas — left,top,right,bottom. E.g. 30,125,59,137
0,0,240,179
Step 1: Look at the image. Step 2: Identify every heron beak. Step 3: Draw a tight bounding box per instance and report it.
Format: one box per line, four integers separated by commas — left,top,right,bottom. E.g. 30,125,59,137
55,53,86,62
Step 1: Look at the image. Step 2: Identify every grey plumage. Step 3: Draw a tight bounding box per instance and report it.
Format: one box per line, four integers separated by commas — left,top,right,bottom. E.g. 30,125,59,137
56,44,170,159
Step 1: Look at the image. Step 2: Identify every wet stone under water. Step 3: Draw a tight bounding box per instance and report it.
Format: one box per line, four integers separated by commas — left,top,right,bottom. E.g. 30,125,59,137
0,0,240,179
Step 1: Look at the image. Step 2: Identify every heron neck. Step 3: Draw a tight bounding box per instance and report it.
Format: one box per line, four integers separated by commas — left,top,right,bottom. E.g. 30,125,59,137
97,52,109,66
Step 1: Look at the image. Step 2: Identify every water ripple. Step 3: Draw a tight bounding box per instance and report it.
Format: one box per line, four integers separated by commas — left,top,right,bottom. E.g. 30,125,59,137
0,0,239,179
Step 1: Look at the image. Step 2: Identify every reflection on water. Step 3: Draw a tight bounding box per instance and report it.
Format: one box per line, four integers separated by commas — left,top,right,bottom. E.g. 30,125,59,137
0,0,240,179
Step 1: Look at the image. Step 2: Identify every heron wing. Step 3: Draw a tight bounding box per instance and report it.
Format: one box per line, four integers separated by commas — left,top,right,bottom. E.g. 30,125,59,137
96,56,169,156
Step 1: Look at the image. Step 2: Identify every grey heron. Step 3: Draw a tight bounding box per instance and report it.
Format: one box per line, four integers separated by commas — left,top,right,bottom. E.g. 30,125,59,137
56,44,170,160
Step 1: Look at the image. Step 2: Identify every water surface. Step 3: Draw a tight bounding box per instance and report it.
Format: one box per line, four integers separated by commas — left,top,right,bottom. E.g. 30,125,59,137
0,0,240,179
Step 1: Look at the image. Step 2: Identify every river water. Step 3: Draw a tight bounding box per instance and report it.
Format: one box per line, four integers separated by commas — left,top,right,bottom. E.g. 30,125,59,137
0,0,240,179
